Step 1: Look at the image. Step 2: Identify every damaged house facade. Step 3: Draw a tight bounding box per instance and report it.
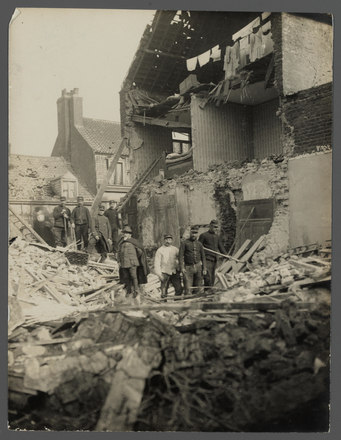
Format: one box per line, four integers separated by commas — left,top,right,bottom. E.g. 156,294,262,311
120,11,332,254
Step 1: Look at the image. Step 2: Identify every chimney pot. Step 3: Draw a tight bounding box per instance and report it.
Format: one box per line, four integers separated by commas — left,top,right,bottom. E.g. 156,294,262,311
73,88,79,95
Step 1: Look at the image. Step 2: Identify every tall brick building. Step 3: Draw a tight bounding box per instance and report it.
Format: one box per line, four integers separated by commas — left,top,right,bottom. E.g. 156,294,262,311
119,11,332,254
52,88,130,204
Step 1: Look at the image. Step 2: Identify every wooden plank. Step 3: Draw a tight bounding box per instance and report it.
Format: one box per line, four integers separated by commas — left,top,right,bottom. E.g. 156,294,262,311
217,239,252,277
16,266,27,300
108,300,314,313
90,137,128,216
231,235,265,274
9,337,72,349
83,281,121,302
288,259,320,271
216,272,229,289
25,271,60,296
131,114,191,129
45,283,70,305
9,206,50,247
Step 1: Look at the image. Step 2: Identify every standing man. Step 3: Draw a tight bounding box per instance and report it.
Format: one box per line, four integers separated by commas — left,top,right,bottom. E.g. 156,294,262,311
154,233,183,298
52,196,71,247
70,196,91,250
88,204,112,263
117,226,150,302
117,226,141,299
179,226,207,295
199,219,228,286
104,200,122,254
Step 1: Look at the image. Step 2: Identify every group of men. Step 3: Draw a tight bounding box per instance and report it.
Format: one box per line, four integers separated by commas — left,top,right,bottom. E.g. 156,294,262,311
154,220,228,298
51,196,228,300
51,196,150,299
52,196,121,260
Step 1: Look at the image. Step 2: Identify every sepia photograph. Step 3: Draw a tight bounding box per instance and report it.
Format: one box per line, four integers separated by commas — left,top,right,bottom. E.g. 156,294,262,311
8,7,333,432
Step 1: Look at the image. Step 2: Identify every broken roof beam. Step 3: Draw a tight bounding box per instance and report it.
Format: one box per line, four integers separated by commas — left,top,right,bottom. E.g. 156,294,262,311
142,48,187,60
131,114,191,129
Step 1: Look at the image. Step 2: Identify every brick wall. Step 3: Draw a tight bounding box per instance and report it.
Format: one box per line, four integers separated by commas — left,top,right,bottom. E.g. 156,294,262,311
271,12,283,94
281,82,332,156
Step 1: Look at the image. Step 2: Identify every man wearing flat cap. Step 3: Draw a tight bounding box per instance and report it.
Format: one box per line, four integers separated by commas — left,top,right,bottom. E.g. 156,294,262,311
154,233,183,298
88,204,112,263
179,226,207,295
52,196,71,247
199,219,228,286
117,226,150,300
71,196,91,250
104,200,122,255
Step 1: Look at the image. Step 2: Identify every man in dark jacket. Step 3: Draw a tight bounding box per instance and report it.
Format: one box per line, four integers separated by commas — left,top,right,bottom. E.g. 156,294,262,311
52,196,71,247
104,200,122,254
179,225,207,295
117,226,150,298
71,196,91,250
199,219,228,286
33,207,55,247
88,204,112,263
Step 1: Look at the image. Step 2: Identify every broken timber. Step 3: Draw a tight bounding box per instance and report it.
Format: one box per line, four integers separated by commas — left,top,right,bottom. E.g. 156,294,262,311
131,114,191,129
90,136,128,216
116,154,163,213
108,301,315,313
9,206,50,248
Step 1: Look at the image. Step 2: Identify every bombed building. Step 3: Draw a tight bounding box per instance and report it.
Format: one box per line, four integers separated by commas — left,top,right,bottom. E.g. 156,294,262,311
8,10,332,432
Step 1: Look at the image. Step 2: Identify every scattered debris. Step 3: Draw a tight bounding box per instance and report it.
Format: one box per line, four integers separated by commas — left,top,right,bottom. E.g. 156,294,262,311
8,233,330,431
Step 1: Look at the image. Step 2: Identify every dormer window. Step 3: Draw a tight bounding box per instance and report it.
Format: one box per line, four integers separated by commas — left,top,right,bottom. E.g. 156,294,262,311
50,171,78,199
62,180,77,198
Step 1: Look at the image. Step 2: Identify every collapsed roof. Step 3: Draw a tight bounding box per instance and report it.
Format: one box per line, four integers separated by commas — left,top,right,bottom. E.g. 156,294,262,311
122,11,261,97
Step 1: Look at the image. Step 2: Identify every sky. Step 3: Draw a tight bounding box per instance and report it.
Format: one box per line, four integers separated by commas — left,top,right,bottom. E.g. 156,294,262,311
9,8,156,157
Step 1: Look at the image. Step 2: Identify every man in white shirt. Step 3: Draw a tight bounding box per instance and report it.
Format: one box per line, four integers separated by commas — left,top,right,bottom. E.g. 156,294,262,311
154,233,183,298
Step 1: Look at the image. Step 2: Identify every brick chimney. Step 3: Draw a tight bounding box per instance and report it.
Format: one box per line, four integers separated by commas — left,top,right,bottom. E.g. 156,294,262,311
70,88,83,126
51,88,83,160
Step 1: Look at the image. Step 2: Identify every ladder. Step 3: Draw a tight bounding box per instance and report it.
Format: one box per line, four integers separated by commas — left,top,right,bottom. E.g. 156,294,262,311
9,206,49,247
116,154,163,213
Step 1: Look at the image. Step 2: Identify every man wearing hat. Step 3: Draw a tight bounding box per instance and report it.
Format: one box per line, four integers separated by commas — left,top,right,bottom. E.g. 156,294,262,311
117,226,150,299
199,219,228,286
104,200,122,254
70,196,91,250
52,196,71,247
154,233,182,298
179,226,207,295
88,204,112,263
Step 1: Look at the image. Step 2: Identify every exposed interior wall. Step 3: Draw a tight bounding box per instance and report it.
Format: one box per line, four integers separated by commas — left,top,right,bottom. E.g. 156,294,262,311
252,99,283,159
135,156,290,257
191,96,253,172
288,152,332,248
129,124,173,182
282,13,333,95
70,128,97,195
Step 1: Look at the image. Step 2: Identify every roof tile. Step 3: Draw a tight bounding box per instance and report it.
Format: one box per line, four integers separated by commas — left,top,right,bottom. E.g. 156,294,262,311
9,155,94,201
77,118,129,156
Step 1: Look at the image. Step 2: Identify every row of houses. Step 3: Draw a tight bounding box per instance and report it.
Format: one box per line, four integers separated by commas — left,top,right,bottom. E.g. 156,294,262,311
9,11,333,256
9,88,131,230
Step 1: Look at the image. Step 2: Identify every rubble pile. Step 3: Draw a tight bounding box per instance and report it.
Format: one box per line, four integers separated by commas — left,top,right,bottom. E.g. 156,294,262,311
8,237,120,330
8,235,331,431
